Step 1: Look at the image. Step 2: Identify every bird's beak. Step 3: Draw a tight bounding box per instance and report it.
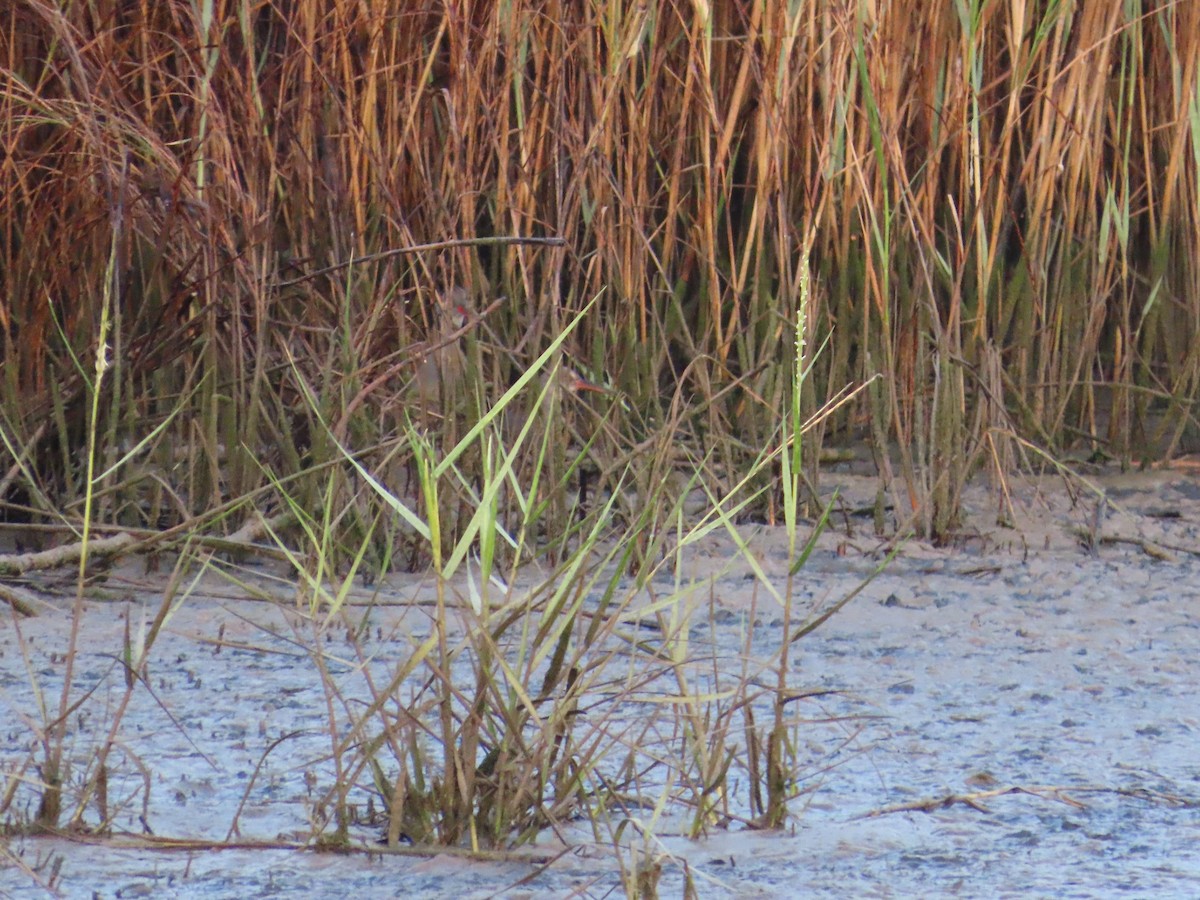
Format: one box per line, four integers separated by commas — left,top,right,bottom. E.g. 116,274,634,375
561,367,611,395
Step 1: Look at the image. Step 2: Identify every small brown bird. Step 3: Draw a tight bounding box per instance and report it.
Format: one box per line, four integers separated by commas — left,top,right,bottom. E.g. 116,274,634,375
413,287,473,409
414,289,608,412
405,291,614,543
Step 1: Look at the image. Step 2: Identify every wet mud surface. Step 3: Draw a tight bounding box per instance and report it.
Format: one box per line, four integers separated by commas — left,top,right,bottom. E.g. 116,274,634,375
2,469,1199,897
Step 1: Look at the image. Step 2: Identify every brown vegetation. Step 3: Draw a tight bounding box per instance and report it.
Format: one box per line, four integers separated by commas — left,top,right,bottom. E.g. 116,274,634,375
1,1,1197,539
5,3,1197,879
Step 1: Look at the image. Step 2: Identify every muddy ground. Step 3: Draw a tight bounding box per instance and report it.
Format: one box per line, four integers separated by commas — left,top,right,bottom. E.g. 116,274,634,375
2,464,1199,898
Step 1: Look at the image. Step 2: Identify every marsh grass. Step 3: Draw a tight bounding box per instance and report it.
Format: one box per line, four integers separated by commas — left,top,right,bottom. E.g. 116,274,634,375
203,286,866,900
1,288,869,900
2,1,1200,893
3,1,1197,550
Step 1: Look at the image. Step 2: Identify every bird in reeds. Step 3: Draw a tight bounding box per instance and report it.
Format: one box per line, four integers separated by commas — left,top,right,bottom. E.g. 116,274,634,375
413,286,473,411
413,288,609,419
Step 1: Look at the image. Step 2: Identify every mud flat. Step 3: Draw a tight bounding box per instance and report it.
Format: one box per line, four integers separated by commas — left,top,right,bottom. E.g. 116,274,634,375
2,468,1198,897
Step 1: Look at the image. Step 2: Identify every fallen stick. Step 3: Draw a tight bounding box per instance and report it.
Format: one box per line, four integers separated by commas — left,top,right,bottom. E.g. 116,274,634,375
860,783,1195,818
0,532,136,577
0,580,50,617
1068,525,1189,562
0,511,295,582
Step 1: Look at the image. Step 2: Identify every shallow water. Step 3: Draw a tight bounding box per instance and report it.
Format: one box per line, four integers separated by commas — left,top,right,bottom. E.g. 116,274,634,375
2,471,1199,897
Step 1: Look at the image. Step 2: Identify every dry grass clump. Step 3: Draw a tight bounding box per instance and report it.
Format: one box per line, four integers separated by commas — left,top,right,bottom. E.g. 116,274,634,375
3,287,875,900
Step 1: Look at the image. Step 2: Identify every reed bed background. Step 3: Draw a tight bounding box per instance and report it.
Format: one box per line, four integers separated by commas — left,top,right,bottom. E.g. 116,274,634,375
3,1,1199,882
2,0,1198,541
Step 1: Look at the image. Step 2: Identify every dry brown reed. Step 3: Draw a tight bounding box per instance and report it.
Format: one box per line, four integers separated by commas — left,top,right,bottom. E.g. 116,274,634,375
2,0,1197,542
